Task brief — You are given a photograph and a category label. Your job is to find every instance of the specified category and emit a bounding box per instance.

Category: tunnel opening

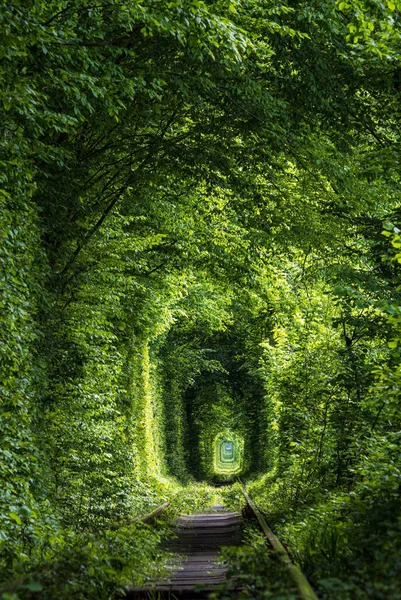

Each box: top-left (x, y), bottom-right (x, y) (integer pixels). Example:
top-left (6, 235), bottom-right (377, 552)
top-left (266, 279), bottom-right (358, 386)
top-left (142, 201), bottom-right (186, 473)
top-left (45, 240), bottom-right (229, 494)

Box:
top-left (157, 332), bottom-right (271, 483)
top-left (221, 441), bottom-right (234, 461)
top-left (213, 430), bottom-right (243, 481)
top-left (153, 300), bottom-right (275, 485)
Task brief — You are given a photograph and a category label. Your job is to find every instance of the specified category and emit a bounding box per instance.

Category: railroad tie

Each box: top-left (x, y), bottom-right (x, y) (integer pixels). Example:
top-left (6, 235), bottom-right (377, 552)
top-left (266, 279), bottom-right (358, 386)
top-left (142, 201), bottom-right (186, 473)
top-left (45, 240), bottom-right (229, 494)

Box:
top-left (129, 506), bottom-right (242, 594)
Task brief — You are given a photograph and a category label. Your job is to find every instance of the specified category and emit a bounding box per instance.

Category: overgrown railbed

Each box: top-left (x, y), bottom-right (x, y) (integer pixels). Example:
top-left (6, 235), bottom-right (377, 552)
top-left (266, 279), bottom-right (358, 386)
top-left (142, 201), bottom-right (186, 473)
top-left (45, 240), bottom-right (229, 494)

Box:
top-left (0, 483), bottom-right (240, 600)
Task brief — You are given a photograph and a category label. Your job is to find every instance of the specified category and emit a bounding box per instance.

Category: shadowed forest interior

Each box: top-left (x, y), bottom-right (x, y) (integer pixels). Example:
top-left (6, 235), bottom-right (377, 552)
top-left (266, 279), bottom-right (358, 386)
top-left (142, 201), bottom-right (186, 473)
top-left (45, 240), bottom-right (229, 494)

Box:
top-left (1, 1), bottom-right (401, 599)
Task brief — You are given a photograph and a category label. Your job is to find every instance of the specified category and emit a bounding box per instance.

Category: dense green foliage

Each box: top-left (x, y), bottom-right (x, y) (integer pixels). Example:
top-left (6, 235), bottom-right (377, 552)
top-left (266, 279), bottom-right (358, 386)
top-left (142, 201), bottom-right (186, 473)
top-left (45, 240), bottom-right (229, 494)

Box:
top-left (1, 0), bottom-right (401, 598)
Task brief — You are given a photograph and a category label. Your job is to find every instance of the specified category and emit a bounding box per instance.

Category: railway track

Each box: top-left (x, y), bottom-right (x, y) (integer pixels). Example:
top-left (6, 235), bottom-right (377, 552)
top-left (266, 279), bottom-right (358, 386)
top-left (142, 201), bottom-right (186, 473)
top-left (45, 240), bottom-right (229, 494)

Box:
top-left (127, 505), bottom-right (241, 596)
top-left (127, 486), bottom-right (318, 600)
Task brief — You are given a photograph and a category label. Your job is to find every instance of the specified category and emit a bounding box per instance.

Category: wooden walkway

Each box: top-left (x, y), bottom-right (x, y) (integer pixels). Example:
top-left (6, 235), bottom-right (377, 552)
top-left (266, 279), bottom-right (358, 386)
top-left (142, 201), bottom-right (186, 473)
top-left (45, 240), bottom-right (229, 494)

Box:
top-left (128, 506), bottom-right (242, 594)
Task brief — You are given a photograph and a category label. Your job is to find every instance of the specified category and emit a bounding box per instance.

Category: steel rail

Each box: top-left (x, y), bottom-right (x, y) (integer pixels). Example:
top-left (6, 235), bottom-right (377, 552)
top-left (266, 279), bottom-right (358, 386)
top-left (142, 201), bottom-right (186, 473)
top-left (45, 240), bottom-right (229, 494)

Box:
top-left (241, 484), bottom-right (319, 600)
top-left (134, 501), bottom-right (171, 524)
top-left (110, 501), bottom-right (170, 529)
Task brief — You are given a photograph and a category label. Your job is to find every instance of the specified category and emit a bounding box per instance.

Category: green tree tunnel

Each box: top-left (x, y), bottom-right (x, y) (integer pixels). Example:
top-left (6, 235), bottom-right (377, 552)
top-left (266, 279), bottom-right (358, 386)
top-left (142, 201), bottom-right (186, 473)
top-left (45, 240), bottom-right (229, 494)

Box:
top-left (2, 1), bottom-right (401, 599)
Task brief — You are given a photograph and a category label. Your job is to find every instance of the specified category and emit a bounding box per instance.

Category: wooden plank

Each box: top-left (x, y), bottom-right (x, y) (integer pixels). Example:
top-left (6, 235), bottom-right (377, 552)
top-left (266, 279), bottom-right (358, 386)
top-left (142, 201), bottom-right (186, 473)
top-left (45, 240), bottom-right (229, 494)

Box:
top-left (166, 576), bottom-right (227, 580)
top-left (178, 520), bottom-right (241, 526)
top-left (179, 512), bottom-right (241, 517)
top-left (175, 527), bottom-right (241, 533)
top-left (138, 584), bottom-right (224, 591)
top-left (241, 485), bottom-right (319, 600)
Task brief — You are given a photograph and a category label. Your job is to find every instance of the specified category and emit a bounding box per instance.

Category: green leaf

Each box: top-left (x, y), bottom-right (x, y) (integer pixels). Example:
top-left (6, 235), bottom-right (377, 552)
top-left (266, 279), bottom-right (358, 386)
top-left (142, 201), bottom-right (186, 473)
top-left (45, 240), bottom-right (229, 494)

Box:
top-left (9, 512), bottom-right (22, 525)
top-left (24, 582), bottom-right (43, 592)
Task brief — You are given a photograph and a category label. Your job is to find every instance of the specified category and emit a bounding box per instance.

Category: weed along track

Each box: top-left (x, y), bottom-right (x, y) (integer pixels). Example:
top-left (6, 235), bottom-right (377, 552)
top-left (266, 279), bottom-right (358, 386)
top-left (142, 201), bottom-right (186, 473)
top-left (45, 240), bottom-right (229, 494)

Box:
top-left (242, 486), bottom-right (318, 600)
top-left (127, 487), bottom-right (318, 600)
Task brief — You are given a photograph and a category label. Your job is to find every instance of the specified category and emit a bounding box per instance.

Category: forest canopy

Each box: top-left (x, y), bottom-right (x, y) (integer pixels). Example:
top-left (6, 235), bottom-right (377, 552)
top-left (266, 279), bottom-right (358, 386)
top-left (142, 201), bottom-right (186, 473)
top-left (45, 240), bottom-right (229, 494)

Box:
top-left (1, 0), bottom-right (401, 599)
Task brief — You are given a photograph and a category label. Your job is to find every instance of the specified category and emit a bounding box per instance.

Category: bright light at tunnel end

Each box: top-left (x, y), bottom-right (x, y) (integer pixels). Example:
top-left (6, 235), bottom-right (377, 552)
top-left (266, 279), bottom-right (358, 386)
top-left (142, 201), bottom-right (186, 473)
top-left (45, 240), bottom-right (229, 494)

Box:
top-left (213, 430), bottom-right (244, 479)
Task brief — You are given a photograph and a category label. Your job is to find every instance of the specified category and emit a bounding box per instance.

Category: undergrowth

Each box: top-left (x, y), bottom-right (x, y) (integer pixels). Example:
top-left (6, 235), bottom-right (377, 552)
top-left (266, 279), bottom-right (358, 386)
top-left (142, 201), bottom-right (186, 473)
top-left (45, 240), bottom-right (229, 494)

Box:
top-left (214, 523), bottom-right (299, 600)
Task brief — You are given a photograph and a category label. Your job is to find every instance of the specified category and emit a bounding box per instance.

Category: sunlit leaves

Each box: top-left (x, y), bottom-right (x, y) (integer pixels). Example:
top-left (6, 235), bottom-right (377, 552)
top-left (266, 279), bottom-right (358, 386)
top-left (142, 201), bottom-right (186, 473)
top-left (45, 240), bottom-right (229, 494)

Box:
top-left (336, 0), bottom-right (401, 59)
